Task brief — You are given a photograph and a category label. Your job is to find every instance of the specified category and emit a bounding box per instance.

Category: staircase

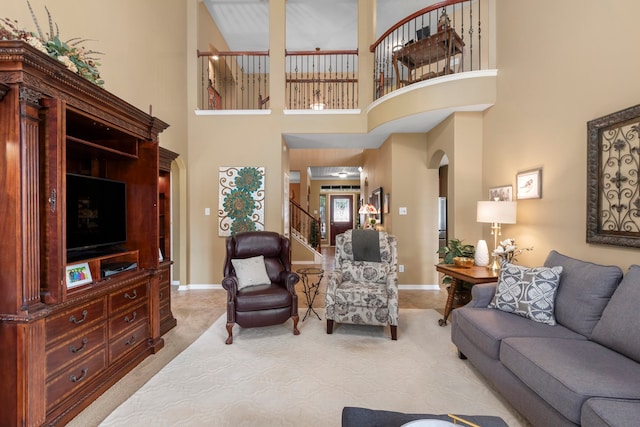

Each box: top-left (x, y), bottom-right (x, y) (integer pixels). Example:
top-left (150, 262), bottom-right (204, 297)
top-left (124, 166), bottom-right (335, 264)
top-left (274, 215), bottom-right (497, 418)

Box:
top-left (290, 200), bottom-right (323, 263)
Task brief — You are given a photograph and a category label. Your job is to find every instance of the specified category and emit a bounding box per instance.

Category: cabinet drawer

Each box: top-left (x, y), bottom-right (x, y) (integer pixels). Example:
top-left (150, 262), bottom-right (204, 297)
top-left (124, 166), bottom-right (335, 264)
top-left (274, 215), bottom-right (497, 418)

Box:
top-left (46, 348), bottom-right (106, 410)
top-left (159, 281), bottom-right (170, 304)
top-left (109, 280), bottom-right (148, 312)
top-left (159, 300), bottom-right (171, 322)
top-left (109, 302), bottom-right (148, 338)
top-left (109, 322), bottom-right (149, 362)
top-left (46, 324), bottom-right (107, 378)
top-left (46, 299), bottom-right (106, 346)
top-left (158, 267), bottom-right (171, 286)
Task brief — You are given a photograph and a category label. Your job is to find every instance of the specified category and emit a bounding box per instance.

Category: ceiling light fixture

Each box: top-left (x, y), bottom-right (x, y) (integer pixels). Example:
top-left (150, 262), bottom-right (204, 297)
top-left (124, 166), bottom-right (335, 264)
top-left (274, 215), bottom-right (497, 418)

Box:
top-left (310, 89), bottom-right (326, 110)
top-left (338, 172), bottom-right (348, 178)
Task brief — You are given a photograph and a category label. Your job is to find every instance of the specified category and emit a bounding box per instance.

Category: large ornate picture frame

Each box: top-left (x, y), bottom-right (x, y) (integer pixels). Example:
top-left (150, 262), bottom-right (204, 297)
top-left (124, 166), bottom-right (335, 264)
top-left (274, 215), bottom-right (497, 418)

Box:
top-left (587, 104), bottom-right (640, 247)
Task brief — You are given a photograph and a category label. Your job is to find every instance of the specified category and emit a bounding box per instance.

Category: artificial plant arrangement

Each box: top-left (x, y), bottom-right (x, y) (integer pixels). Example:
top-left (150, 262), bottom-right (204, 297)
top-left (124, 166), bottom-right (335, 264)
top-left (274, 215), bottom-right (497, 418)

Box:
top-left (0, 1), bottom-right (104, 86)
top-left (437, 238), bottom-right (476, 289)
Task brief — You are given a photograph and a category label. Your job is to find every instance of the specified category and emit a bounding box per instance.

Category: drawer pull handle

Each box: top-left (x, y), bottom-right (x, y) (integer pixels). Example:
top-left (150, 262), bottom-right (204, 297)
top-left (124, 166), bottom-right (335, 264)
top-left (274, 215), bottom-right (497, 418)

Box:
top-left (124, 312), bottom-right (138, 323)
top-left (69, 338), bottom-right (88, 354)
top-left (160, 291), bottom-right (164, 299)
top-left (69, 310), bottom-right (88, 325)
top-left (70, 368), bottom-right (88, 383)
top-left (125, 334), bottom-right (137, 346)
top-left (124, 289), bottom-right (137, 300)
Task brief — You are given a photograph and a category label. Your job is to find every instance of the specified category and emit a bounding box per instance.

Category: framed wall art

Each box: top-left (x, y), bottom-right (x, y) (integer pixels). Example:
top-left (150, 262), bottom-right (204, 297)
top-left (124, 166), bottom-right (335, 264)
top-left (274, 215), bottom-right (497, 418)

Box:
top-left (371, 187), bottom-right (383, 224)
top-left (66, 262), bottom-right (93, 288)
top-left (489, 185), bottom-right (513, 201)
top-left (218, 166), bottom-right (265, 236)
top-left (587, 104), bottom-right (640, 247)
top-left (516, 168), bottom-right (542, 200)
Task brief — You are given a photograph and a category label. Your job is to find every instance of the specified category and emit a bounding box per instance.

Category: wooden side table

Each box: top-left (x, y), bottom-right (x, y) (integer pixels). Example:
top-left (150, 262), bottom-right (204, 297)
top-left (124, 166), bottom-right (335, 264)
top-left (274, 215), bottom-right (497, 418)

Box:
top-left (435, 264), bottom-right (499, 326)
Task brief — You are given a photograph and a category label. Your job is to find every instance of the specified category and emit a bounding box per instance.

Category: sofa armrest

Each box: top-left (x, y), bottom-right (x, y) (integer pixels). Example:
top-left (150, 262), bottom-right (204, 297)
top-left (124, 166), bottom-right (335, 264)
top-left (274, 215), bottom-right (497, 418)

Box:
top-left (468, 282), bottom-right (498, 307)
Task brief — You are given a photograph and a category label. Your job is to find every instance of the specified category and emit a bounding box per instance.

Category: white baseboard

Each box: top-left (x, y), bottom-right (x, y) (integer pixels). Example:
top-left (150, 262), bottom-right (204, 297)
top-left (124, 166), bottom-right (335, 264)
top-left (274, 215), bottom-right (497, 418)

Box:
top-left (177, 284), bottom-right (223, 291)
top-left (399, 284), bottom-right (441, 291)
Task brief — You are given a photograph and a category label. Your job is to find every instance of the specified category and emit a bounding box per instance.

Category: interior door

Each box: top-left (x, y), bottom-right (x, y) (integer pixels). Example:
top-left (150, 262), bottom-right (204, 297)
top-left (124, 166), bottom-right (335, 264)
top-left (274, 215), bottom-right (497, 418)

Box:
top-left (329, 195), bottom-right (353, 245)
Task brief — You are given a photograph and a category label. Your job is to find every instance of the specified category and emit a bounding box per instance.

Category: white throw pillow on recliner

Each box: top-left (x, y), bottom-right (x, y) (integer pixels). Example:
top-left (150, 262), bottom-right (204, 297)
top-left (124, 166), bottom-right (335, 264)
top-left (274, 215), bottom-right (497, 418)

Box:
top-left (231, 255), bottom-right (271, 290)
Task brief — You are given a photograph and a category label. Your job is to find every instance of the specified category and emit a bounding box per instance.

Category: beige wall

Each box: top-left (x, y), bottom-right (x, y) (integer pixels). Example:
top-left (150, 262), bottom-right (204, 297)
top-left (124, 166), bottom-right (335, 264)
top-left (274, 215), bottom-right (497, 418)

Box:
top-left (6, 0), bottom-right (189, 283)
top-left (483, 0), bottom-right (640, 270)
top-left (13, 0), bottom-right (640, 286)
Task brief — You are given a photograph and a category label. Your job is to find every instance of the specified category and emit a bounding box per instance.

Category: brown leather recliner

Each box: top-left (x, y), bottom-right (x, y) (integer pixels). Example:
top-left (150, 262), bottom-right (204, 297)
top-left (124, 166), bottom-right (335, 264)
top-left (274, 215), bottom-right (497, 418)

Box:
top-left (222, 231), bottom-right (300, 344)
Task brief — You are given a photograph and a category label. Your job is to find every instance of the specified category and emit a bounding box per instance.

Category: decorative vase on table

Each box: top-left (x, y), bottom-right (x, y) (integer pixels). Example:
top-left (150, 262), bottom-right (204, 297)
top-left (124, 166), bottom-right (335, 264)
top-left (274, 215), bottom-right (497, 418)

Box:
top-left (474, 239), bottom-right (490, 267)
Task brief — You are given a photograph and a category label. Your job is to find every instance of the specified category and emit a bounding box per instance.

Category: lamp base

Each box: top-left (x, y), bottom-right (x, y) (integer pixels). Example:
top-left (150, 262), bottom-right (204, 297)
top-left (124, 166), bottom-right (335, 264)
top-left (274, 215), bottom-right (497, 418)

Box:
top-left (488, 257), bottom-right (501, 272)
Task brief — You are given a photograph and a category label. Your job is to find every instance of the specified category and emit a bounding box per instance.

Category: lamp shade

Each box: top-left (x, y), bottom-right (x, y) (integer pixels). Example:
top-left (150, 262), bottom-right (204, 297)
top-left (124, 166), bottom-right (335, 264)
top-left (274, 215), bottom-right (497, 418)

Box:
top-left (476, 201), bottom-right (517, 224)
top-left (358, 204), bottom-right (378, 215)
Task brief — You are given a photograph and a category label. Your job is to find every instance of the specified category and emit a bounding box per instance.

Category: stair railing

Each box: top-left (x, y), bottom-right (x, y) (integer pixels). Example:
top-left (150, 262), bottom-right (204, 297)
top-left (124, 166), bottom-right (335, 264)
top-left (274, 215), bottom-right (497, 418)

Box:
top-left (290, 199), bottom-right (322, 253)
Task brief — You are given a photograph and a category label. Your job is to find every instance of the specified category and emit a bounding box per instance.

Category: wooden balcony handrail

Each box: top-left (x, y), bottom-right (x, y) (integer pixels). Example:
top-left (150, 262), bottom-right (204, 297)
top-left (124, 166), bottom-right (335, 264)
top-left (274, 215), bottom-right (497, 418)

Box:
top-left (198, 49), bottom-right (269, 57)
top-left (369, 0), bottom-right (467, 52)
top-left (286, 49), bottom-right (358, 56)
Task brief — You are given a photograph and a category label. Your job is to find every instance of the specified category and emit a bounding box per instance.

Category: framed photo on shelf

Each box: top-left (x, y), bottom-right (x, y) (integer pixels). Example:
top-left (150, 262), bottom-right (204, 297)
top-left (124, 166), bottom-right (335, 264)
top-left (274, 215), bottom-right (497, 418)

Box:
top-left (516, 168), bottom-right (542, 199)
top-left (66, 262), bottom-right (93, 288)
top-left (489, 185), bottom-right (513, 201)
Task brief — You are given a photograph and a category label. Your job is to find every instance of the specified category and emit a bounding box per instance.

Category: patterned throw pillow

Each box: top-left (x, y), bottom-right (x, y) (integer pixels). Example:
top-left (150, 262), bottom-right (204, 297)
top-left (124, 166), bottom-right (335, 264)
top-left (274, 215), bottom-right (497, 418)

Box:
top-left (342, 260), bottom-right (389, 283)
top-left (488, 263), bottom-right (563, 325)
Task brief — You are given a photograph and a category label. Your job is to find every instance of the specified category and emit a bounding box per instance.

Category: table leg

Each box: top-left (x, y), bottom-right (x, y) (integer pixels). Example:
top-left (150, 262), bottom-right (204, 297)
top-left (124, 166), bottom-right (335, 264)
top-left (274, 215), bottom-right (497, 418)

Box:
top-left (439, 277), bottom-right (459, 326)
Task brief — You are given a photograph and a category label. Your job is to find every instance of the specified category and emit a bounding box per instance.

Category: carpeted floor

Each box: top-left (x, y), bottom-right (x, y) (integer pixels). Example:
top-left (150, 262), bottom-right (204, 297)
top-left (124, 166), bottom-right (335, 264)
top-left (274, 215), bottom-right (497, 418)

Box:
top-left (97, 309), bottom-right (529, 427)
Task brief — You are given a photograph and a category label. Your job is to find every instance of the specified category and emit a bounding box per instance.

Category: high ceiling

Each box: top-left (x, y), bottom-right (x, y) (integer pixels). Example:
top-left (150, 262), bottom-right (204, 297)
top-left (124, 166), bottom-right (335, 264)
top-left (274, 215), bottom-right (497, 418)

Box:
top-left (201, 0), bottom-right (458, 179)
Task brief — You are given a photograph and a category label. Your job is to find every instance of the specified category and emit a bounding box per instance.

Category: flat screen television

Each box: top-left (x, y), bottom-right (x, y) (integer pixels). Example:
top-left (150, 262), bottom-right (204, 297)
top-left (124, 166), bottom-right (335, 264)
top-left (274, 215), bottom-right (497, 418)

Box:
top-left (66, 173), bottom-right (127, 257)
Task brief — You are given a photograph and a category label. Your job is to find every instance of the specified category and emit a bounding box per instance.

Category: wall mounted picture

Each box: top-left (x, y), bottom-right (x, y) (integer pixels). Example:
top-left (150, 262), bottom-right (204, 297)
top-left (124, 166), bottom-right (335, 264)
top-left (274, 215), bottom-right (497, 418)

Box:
top-left (218, 166), bottom-right (265, 236)
top-left (587, 104), bottom-right (640, 247)
top-left (66, 262), bottom-right (92, 288)
top-left (516, 168), bottom-right (542, 199)
top-left (489, 185), bottom-right (513, 201)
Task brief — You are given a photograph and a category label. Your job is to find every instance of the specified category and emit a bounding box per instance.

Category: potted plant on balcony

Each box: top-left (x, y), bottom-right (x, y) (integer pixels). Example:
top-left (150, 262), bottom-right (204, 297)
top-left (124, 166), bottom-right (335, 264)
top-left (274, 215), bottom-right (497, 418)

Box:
top-left (437, 238), bottom-right (476, 306)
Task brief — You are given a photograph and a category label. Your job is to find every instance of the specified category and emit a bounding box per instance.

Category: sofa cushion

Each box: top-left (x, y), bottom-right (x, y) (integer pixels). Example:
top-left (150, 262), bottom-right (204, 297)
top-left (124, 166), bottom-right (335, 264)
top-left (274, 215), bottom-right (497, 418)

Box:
top-left (581, 398), bottom-right (640, 427)
top-left (500, 337), bottom-right (640, 424)
top-left (590, 264), bottom-right (640, 363)
top-left (489, 263), bottom-right (562, 325)
top-left (451, 307), bottom-right (585, 360)
top-left (544, 250), bottom-right (622, 336)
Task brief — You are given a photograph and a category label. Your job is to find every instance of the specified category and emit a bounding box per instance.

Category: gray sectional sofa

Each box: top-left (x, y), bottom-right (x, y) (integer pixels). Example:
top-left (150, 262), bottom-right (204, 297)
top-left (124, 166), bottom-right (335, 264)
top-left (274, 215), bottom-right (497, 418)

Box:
top-left (451, 250), bottom-right (640, 426)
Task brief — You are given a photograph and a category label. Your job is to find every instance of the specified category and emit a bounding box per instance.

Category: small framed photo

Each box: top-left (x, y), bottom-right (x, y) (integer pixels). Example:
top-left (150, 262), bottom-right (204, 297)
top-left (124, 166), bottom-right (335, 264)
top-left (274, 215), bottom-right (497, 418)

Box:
top-left (516, 168), bottom-right (542, 199)
top-left (66, 262), bottom-right (93, 288)
top-left (489, 185), bottom-right (513, 201)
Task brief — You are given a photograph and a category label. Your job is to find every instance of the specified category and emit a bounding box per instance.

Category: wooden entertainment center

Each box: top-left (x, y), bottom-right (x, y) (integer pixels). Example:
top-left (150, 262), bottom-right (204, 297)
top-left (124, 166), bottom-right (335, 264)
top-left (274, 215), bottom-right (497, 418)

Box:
top-left (0, 40), bottom-right (177, 426)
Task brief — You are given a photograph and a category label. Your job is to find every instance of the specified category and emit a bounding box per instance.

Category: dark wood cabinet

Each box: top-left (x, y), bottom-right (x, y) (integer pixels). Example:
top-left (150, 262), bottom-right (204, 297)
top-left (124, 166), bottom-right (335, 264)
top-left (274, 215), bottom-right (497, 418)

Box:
top-left (158, 147), bottom-right (179, 335)
top-left (0, 40), bottom-right (170, 426)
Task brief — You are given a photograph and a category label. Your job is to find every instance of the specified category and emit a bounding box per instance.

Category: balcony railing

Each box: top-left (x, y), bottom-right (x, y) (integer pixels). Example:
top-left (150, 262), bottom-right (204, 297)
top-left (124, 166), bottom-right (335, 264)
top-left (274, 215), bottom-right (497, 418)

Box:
top-left (198, 49), bottom-right (270, 110)
top-left (198, 49), bottom-right (358, 111)
top-left (370, 0), bottom-right (486, 99)
top-left (285, 49), bottom-right (358, 110)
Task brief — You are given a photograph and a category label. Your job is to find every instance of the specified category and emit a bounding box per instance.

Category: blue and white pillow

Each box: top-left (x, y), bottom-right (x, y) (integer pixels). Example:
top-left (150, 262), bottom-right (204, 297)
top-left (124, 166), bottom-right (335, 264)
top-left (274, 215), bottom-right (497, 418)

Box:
top-left (489, 263), bottom-right (563, 325)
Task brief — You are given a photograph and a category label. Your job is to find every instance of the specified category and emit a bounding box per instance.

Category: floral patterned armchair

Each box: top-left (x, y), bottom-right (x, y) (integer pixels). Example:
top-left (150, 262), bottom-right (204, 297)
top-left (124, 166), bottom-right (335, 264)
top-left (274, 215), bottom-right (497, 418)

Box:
top-left (325, 229), bottom-right (398, 340)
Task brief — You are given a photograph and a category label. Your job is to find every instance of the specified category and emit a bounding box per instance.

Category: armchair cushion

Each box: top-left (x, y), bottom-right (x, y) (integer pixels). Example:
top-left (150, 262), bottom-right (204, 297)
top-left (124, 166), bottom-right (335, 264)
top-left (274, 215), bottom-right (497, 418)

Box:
top-left (342, 260), bottom-right (389, 283)
top-left (231, 255), bottom-right (271, 290)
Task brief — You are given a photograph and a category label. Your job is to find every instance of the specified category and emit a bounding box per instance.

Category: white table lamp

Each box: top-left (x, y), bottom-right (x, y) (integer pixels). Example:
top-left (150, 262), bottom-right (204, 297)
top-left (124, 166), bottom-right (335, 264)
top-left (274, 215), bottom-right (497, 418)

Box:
top-left (477, 200), bottom-right (517, 271)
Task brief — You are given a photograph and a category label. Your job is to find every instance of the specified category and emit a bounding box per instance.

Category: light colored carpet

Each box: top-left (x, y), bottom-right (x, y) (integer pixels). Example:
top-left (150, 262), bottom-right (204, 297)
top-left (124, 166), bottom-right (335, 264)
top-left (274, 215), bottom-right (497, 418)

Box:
top-left (100, 310), bottom-right (528, 426)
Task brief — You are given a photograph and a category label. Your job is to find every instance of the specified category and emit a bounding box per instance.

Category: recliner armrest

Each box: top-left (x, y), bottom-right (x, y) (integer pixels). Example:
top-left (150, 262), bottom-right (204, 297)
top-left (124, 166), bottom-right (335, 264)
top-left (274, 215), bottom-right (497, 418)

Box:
top-left (468, 282), bottom-right (498, 307)
top-left (280, 270), bottom-right (300, 292)
top-left (222, 276), bottom-right (238, 293)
